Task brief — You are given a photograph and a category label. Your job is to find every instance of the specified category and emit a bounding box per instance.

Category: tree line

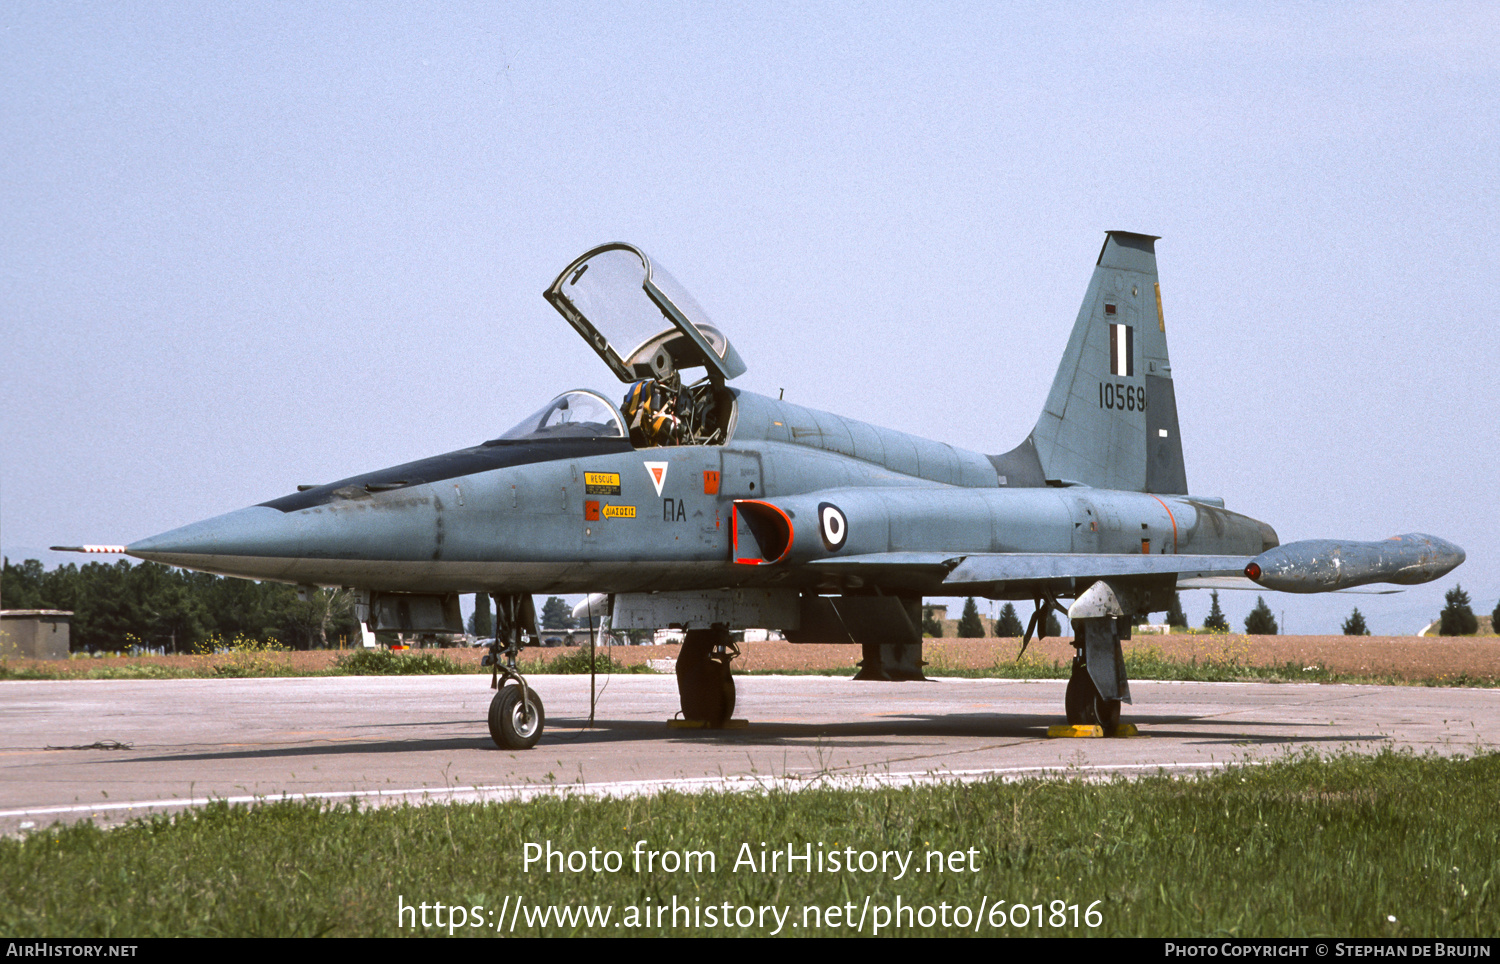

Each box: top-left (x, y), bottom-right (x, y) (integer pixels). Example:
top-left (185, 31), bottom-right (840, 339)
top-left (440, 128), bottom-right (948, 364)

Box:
top-left (927, 586), bottom-right (1498, 638)
top-left (2, 558), bottom-right (360, 652)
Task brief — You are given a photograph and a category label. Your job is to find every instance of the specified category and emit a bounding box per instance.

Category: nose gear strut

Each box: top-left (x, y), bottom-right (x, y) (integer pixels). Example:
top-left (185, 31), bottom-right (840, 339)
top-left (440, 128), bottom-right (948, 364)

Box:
top-left (484, 592), bottom-right (546, 749)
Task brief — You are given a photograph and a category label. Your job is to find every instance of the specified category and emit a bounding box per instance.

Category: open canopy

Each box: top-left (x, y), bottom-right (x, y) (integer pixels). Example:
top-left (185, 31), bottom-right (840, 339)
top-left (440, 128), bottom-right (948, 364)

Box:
top-left (544, 242), bottom-right (746, 384)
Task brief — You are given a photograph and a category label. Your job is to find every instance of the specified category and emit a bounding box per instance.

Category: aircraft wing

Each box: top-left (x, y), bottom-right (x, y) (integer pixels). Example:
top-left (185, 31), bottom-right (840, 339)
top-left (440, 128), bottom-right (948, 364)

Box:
top-left (807, 550), bottom-right (1420, 595)
top-left (806, 552), bottom-right (1251, 590)
top-left (941, 553), bottom-right (1252, 585)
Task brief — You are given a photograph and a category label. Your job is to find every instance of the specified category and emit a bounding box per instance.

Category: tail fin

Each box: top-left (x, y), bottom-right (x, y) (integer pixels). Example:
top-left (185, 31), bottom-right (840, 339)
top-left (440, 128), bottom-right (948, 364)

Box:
top-left (992, 231), bottom-right (1187, 494)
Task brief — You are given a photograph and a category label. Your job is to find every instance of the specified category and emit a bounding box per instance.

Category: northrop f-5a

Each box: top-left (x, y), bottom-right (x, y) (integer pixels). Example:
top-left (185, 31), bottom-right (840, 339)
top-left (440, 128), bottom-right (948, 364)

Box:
top-left (94, 233), bottom-right (1465, 748)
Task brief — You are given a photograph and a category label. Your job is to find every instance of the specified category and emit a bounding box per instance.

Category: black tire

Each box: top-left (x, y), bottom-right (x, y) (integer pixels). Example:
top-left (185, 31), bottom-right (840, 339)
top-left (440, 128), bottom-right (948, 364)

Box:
top-left (489, 685), bottom-right (544, 749)
top-left (1065, 660), bottom-right (1122, 731)
top-left (1065, 659), bottom-right (1092, 725)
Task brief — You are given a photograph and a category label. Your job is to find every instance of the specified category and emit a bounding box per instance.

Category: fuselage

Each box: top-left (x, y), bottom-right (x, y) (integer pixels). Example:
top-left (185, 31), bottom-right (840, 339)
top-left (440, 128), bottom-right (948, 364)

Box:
top-left (127, 388), bottom-right (1277, 598)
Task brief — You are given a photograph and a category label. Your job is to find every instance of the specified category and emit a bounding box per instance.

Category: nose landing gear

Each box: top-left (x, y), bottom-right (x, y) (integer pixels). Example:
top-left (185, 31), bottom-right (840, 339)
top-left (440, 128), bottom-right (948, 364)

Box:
top-left (489, 678), bottom-right (545, 750)
top-left (484, 592), bottom-right (547, 750)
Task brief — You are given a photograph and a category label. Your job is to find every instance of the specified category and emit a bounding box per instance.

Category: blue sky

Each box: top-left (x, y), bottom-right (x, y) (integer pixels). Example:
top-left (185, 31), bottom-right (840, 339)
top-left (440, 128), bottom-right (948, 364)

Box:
top-left (4, 2), bottom-right (1496, 634)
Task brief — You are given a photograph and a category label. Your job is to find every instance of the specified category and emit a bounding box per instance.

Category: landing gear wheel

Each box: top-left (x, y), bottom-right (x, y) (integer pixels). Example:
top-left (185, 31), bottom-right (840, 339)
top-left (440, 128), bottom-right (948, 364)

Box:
top-left (1065, 659), bottom-right (1121, 731)
top-left (677, 628), bottom-right (736, 726)
top-left (489, 685), bottom-right (545, 749)
top-left (1065, 660), bottom-right (1093, 725)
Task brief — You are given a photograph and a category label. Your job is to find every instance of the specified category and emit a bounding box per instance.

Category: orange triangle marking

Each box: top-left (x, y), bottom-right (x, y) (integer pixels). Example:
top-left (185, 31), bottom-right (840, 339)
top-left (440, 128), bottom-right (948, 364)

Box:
top-left (643, 461), bottom-right (669, 497)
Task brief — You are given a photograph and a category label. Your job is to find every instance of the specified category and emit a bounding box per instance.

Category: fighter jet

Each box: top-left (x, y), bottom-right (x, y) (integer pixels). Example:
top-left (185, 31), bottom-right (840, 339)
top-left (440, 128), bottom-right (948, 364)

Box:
top-left (98, 233), bottom-right (1465, 748)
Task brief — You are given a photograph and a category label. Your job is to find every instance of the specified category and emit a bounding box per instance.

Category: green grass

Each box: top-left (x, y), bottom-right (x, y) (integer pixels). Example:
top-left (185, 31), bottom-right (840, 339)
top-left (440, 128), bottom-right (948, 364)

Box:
top-left (521, 648), bottom-right (654, 675)
top-left (2, 750), bottom-right (1496, 937)
top-left (5, 643), bottom-right (1495, 688)
top-left (745, 646), bottom-right (1500, 688)
top-left (0, 646), bottom-right (657, 681)
top-left (331, 649), bottom-right (470, 676)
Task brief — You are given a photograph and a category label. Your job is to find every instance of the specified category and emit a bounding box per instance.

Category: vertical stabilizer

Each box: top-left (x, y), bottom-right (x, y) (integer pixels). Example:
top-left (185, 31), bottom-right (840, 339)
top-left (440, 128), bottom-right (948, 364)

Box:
top-left (1024, 231), bottom-right (1187, 494)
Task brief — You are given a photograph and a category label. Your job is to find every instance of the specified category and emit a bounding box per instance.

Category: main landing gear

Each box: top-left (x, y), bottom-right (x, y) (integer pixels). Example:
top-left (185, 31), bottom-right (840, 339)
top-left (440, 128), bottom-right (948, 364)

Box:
top-left (1065, 655), bottom-right (1120, 729)
top-left (485, 592), bottom-right (546, 750)
top-left (675, 623), bottom-right (738, 726)
top-left (1062, 615), bottom-right (1132, 733)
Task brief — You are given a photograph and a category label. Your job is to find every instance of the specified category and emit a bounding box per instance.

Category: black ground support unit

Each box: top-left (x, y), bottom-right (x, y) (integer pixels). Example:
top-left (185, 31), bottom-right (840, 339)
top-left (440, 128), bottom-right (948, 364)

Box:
top-left (676, 624), bottom-right (737, 725)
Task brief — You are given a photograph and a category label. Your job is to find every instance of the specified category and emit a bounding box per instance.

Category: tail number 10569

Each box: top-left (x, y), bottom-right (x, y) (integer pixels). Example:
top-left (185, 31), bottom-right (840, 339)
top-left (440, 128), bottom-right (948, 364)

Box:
top-left (1099, 382), bottom-right (1146, 412)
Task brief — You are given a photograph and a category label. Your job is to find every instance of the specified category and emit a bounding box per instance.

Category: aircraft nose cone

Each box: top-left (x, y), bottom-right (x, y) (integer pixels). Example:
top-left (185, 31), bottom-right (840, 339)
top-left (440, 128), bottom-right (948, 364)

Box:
top-left (126, 495), bottom-right (438, 585)
top-left (128, 506), bottom-right (293, 561)
top-left (126, 506), bottom-right (317, 582)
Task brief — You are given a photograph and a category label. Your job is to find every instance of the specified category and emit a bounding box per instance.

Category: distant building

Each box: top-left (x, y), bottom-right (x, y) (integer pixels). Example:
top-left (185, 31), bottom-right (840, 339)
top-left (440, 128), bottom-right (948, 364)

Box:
top-left (0, 610), bottom-right (72, 660)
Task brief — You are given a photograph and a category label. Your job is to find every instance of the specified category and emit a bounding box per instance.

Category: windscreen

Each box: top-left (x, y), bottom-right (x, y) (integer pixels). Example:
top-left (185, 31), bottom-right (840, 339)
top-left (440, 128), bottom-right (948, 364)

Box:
top-left (494, 391), bottom-right (626, 441)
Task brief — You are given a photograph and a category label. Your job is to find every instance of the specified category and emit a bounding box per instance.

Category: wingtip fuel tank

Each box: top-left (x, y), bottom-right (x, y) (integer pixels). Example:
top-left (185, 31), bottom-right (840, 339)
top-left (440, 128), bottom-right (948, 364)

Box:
top-left (1245, 533), bottom-right (1465, 593)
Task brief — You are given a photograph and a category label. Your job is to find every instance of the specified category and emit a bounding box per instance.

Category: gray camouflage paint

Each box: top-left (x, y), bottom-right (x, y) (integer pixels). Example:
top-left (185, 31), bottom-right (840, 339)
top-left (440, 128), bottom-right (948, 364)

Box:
top-left (125, 234), bottom-right (1461, 606)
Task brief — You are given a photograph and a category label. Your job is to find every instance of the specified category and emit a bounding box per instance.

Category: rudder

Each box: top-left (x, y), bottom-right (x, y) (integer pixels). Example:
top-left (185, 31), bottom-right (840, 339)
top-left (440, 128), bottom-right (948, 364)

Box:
top-left (993, 231), bottom-right (1187, 494)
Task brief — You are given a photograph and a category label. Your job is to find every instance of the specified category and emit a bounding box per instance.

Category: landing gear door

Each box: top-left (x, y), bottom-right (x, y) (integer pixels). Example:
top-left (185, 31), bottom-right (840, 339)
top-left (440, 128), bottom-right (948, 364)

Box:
top-left (545, 243), bottom-right (747, 385)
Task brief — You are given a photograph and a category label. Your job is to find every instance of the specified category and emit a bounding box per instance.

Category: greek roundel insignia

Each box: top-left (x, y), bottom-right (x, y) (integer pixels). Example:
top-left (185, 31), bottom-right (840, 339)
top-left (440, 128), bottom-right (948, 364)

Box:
top-left (818, 503), bottom-right (847, 551)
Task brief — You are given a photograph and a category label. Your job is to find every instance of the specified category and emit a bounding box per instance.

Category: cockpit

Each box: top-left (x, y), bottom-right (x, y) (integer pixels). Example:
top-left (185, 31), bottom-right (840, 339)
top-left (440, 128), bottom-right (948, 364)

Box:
top-left (491, 380), bottom-right (728, 450)
top-left (543, 243), bottom-right (741, 448)
top-left (618, 374), bottom-right (729, 447)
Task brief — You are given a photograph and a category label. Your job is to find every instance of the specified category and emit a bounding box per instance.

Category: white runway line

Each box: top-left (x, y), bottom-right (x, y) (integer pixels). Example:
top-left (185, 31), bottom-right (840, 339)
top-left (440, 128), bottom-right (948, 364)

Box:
top-left (2, 760), bottom-right (1234, 826)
